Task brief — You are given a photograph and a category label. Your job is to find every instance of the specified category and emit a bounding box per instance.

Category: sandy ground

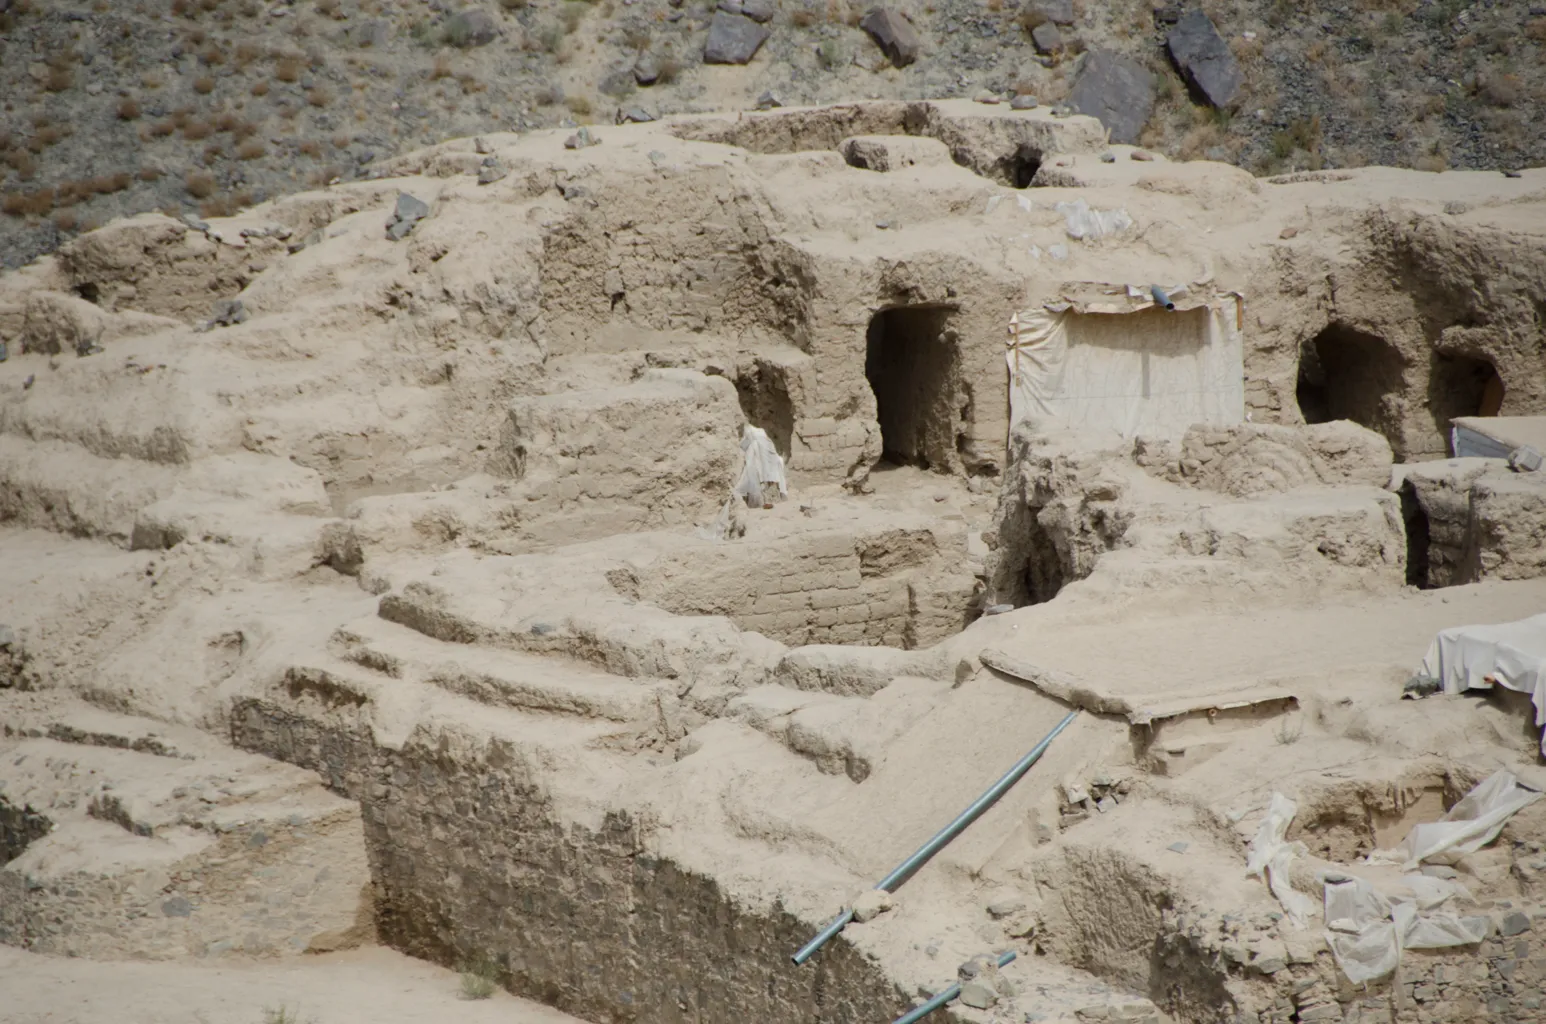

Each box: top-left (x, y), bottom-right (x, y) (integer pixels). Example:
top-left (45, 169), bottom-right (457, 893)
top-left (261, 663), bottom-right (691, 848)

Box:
top-left (0, 946), bottom-right (585, 1024)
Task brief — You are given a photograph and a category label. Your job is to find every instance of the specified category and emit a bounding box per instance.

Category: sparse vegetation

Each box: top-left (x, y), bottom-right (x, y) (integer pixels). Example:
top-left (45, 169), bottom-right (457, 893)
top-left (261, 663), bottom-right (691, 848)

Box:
top-left (185, 170), bottom-right (216, 198)
top-left (276, 56), bottom-right (302, 83)
top-left (261, 1008), bottom-right (316, 1024)
top-left (236, 139), bottom-right (268, 160)
top-left (459, 958), bottom-right (499, 1001)
top-left (566, 94), bottom-right (593, 118)
top-left (194, 75), bottom-right (217, 95)
top-left (1274, 715), bottom-right (1304, 745)
top-left (307, 87), bottom-right (332, 108)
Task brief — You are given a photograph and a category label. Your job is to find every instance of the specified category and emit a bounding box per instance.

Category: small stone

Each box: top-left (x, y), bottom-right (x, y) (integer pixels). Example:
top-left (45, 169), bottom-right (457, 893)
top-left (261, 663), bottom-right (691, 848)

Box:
top-left (1253, 957), bottom-right (1286, 975)
top-left (1509, 445), bottom-right (1543, 472)
top-left (617, 107), bottom-right (657, 124)
top-left (162, 896), bottom-right (193, 917)
top-left (983, 603), bottom-right (1014, 615)
top-left (1279, 226), bottom-right (1299, 239)
top-left (1100, 152), bottom-right (1116, 163)
top-left (987, 897), bottom-right (1026, 919)
top-left (1130, 149), bottom-right (1156, 161)
top-left (0, 625), bottom-right (13, 647)
top-left (633, 55), bottom-right (660, 85)
top-left (1503, 169), bottom-right (1522, 178)
top-left (564, 127), bottom-right (601, 149)
top-left (739, 0), bottom-right (776, 22)
top-left (1009, 94), bottom-right (1038, 110)
top-left (1113, 1000), bottom-right (1158, 1021)
top-left (851, 889), bottom-right (895, 923)
top-left (1420, 863), bottom-right (1459, 879)
top-left (1031, 22), bottom-right (1062, 55)
top-left (1095, 796), bottom-right (1116, 813)
top-left (704, 10), bottom-right (771, 64)
top-left (478, 163), bottom-right (508, 185)
top-left (1500, 911), bottom-right (1532, 936)
top-left (974, 89), bottom-right (1001, 104)
top-left (859, 7), bottom-right (921, 67)
top-left (959, 979), bottom-right (999, 1010)
top-left (1031, 0), bottom-right (1074, 24)
top-left (474, 137), bottom-right (493, 155)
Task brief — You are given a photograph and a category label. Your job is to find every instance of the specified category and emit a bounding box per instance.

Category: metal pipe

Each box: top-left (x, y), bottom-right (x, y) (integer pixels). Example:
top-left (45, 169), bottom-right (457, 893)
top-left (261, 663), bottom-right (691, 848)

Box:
top-left (791, 710), bottom-right (1079, 964)
top-left (1150, 285), bottom-right (1175, 310)
top-left (890, 950), bottom-right (1018, 1024)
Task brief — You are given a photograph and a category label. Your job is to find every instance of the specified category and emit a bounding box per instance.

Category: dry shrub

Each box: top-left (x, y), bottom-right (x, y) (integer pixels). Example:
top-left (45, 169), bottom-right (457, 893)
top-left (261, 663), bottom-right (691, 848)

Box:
top-left (203, 143), bottom-right (224, 165)
top-left (32, 126), bottom-right (61, 149)
top-left (194, 75), bottom-right (216, 94)
top-left (1, 187), bottom-right (55, 216)
top-left (236, 138), bottom-right (267, 160)
top-left (1527, 18), bottom-right (1546, 43)
top-left (1018, 7), bottom-right (1046, 32)
top-left (46, 66), bottom-right (74, 92)
top-left (171, 108), bottom-right (192, 128)
top-left (251, 80), bottom-right (271, 96)
top-left (118, 97), bottom-right (142, 120)
top-left (621, 25), bottom-right (651, 50)
top-left (500, 0), bottom-right (528, 8)
top-left (1479, 73), bottom-right (1520, 108)
top-left (231, 120), bottom-right (258, 140)
top-left (432, 55), bottom-right (454, 79)
top-left (236, 42), bottom-right (262, 67)
top-left (560, 2), bottom-right (585, 32)
top-left (142, 71), bottom-right (164, 89)
top-left (655, 55), bottom-right (682, 84)
top-left (566, 94), bottom-right (592, 117)
top-left (189, 27), bottom-right (208, 45)
top-left (276, 56), bottom-right (302, 82)
top-left (791, 8), bottom-right (816, 26)
top-left (138, 166), bottom-right (162, 181)
top-left (184, 120), bottom-right (212, 140)
top-left (1414, 153), bottom-right (1446, 173)
top-left (307, 87), bottom-right (331, 107)
top-left (298, 139), bottom-right (321, 157)
top-left (186, 171), bottom-right (216, 198)
top-left (215, 111), bottom-right (240, 132)
top-left (201, 45), bottom-right (225, 65)
top-left (54, 209), bottom-right (78, 232)
top-left (1, 193), bottom-right (28, 217)
top-left (150, 119), bottom-right (176, 137)
top-left (458, 74), bottom-right (486, 94)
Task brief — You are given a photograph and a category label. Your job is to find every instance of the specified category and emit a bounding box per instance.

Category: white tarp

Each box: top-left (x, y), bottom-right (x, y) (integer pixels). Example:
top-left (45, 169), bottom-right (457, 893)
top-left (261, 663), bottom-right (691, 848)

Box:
top-left (1369, 771), bottom-right (1542, 870)
top-left (1417, 613), bottom-right (1546, 754)
top-left (1323, 874), bottom-right (1490, 985)
top-left (1006, 293), bottom-right (1245, 439)
top-left (733, 424), bottom-right (788, 509)
top-left (1244, 792), bottom-right (1315, 928)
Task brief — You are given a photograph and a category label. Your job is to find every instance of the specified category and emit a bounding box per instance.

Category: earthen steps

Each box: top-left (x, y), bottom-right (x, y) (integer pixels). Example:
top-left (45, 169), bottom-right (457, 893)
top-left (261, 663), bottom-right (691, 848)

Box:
top-left (329, 615), bottom-right (677, 725)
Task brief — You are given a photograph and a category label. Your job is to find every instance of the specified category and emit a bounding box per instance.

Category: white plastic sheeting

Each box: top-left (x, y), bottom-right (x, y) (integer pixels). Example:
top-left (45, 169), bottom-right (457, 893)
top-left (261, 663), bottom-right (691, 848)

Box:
top-left (1418, 613), bottom-right (1546, 755)
top-left (733, 424), bottom-right (788, 509)
top-left (1370, 771), bottom-right (1542, 870)
top-left (1054, 198), bottom-right (1134, 241)
top-left (1244, 792), bottom-right (1315, 928)
top-left (1005, 294), bottom-right (1245, 439)
top-left (1323, 874), bottom-right (1489, 985)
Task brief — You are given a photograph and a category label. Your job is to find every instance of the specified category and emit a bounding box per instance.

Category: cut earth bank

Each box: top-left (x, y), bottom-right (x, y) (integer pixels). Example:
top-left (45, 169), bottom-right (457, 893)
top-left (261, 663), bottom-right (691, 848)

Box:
top-left (3, 100), bottom-right (1546, 1024)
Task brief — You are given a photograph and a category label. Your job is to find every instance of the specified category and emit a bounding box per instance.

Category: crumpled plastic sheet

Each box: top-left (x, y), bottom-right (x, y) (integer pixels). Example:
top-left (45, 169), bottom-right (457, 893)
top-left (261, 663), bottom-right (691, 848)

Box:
top-left (1244, 792), bottom-right (1316, 929)
top-left (1369, 770), bottom-right (1541, 871)
top-left (1323, 874), bottom-right (1489, 985)
top-left (1054, 198), bottom-right (1133, 241)
top-left (734, 424), bottom-right (787, 509)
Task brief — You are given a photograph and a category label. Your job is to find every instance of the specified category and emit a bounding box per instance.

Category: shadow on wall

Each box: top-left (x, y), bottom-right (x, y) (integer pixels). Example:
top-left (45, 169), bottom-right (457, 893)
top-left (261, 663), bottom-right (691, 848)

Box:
top-left (733, 358), bottom-right (796, 458)
top-left (865, 305), bottom-right (967, 472)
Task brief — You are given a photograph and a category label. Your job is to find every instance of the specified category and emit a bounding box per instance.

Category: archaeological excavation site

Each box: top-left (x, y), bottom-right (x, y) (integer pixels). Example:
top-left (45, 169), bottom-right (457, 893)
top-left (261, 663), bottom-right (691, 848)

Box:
top-left (4, 100), bottom-right (1546, 1024)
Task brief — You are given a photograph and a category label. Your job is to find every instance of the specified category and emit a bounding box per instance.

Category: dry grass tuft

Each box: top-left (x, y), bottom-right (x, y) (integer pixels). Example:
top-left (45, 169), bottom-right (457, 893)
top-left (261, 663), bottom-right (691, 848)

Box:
top-left (194, 75), bottom-right (216, 95)
top-left (276, 56), bottom-right (302, 83)
top-left (236, 138), bottom-right (267, 160)
top-left (118, 97), bottom-right (142, 120)
top-left (186, 170), bottom-right (216, 198)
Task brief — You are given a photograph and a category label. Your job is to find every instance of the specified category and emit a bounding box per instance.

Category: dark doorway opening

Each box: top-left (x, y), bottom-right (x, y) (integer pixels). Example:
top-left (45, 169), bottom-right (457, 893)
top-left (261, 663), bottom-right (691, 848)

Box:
top-left (1399, 483), bottom-right (1431, 589)
top-left (865, 306), bottom-right (964, 471)
top-left (1010, 143), bottom-right (1043, 188)
top-left (1429, 353), bottom-right (1504, 437)
top-left (1295, 324), bottom-right (1406, 445)
top-left (733, 359), bottom-right (795, 459)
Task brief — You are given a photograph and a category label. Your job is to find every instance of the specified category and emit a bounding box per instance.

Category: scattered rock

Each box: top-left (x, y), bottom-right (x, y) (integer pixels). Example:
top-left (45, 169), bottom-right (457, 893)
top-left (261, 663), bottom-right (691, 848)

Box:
top-left (1166, 10), bottom-right (1243, 109)
top-left (959, 979), bottom-right (999, 1010)
top-left (161, 896), bottom-right (193, 917)
top-left (974, 90), bottom-right (1001, 104)
top-left (385, 191), bottom-right (430, 240)
top-left (633, 55), bottom-right (660, 85)
top-left (199, 299), bottom-right (249, 331)
top-left (704, 10), bottom-right (771, 64)
top-left (852, 888), bottom-right (895, 922)
top-left (1511, 445), bottom-right (1543, 473)
top-left (983, 603), bottom-right (1014, 615)
top-left (564, 127), bottom-right (601, 149)
top-left (739, 0), bottom-right (777, 22)
top-left (1501, 910), bottom-right (1532, 936)
top-left (1167, 841), bottom-right (1188, 853)
top-left (1031, 22), bottom-right (1063, 55)
top-left (987, 897), bottom-right (1026, 919)
top-left (755, 90), bottom-right (783, 110)
top-left (1031, 0), bottom-right (1074, 24)
top-left (1009, 94), bottom-right (1038, 110)
top-left (0, 625), bottom-right (13, 647)
top-left (1253, 956), bottom-right (1287, 975)
top-left (1279, 226), bottom-right (1299, 239)
top-left (1419, 863), bottom-right (1459, 879)
top-left (1100, 152), bottom-right (1116, 163)
top-left (1130, 149), bottom-right (1155, 161)
top-left (0, 340), bottom-right (7, 363)
top-left (478, 161), bottom-right (508, 185)
top-left (616, 107), bottom-right (656, 124)
top-left (859, 7), bottom-right (921, 68)
top-left (1067, 49), bottom-right (1156, 145)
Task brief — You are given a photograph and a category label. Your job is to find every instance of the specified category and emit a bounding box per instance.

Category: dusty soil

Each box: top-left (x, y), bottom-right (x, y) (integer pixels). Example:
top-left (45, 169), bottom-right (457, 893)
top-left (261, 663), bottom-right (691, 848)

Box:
top-left (0, 945), bottom-right (587, 1024)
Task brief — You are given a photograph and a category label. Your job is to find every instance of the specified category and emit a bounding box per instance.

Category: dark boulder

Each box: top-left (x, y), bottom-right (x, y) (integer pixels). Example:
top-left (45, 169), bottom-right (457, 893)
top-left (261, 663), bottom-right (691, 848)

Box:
top-left (1067, 49), bottom-right (1156, 145)
top-left (1166, 10), bottom-right (1243, 108)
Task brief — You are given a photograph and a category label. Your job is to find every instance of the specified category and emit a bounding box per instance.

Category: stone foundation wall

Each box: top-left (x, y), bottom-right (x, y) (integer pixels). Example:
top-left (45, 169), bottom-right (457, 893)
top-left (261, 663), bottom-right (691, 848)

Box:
top-left (231, 699), bottom-right (921, 1024)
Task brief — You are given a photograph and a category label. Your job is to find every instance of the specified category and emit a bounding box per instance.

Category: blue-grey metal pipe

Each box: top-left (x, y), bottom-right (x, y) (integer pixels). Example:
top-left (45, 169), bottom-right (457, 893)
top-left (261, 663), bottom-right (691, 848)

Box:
top-left (1150, 285), bottom-right (1175, 310)
top-left (790, 710), bottom-right (1079, 964)
top-left (891, 950), bottom-right (1018, 1024)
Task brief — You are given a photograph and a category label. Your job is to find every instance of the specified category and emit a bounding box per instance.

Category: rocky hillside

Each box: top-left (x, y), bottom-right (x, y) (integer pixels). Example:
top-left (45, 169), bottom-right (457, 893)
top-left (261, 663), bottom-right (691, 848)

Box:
top-left (1, 0), bottom-right (1541, 270)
